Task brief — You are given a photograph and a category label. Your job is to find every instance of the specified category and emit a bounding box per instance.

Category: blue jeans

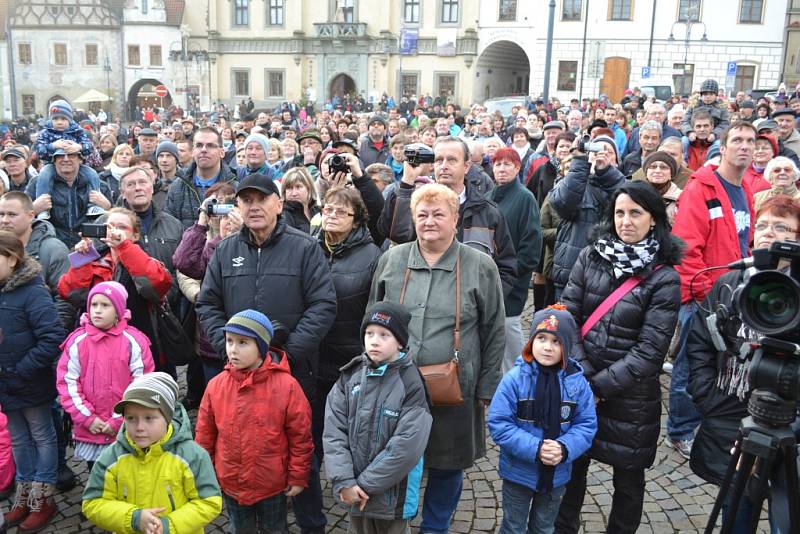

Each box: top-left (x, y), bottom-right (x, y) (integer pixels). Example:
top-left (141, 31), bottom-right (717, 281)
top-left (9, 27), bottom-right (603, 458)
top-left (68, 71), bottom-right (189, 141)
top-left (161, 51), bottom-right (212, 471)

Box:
top-left (667, 302), bottom-right (701, 441)
top-left (420, 468), bottom-right (463, 534)
top-left (292, 452), bottom-right (326, 532)
top-left (35, 163), bottom-right (101, 198)
top-left (223, 492), bottom-right (287, 533)
top-left (500, 480), bottom-right (566, 534)
top-left (5, 403), bottom-right (58, 484)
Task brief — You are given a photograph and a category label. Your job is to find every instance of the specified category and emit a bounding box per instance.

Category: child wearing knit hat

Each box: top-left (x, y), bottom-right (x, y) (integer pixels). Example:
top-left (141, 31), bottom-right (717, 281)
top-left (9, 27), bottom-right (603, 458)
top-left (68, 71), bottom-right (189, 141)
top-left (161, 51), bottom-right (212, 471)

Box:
top-left (56, 281), bottom-right (155, 466)
top-left (195, 309), bottom-right (313, 533)
top-left (32, 99), bottom-right (106, 221)
top-left (82, 371), bottom-right (223, 534)
top-left (323, 302), bottom-right (432, 533)
top-left (488, 305), bottom-right (597, 534)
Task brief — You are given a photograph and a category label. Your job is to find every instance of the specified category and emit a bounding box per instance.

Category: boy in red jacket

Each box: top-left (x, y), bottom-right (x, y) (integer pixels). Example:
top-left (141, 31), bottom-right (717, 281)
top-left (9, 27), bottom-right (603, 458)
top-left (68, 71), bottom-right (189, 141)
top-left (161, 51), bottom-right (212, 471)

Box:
top-left (195, 309), bottom-right (313, 533)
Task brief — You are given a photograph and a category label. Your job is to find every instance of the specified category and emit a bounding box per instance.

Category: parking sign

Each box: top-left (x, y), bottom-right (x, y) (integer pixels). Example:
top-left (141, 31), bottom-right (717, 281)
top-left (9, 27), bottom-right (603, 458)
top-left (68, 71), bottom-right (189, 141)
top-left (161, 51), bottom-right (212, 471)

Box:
top-left (641, 66), bottom-right (651, 79)
top-left (727, 62), bottom-right (737, 76)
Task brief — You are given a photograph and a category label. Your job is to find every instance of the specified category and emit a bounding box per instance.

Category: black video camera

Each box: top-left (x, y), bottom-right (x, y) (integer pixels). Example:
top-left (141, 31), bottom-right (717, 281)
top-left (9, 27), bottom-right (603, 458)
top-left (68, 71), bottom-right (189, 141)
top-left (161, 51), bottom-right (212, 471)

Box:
top-left (404, 143), bottom-right (435, 167)
top-left (205, 198), bottom-right (236, 216)
top-left (576, 134), bottom-right (605, 153)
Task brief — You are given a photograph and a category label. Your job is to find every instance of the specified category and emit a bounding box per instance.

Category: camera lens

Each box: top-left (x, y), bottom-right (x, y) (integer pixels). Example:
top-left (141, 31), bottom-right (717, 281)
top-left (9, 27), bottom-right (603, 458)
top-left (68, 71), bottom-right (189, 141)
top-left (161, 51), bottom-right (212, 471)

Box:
top-left (738, 271), bottom-right (800, 336)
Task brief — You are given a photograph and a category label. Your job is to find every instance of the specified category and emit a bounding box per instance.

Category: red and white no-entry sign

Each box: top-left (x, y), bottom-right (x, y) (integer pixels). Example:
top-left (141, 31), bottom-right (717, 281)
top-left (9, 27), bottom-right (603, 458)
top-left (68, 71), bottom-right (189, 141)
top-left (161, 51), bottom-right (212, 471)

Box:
top-left (155, 85), bottom-right (168, 98)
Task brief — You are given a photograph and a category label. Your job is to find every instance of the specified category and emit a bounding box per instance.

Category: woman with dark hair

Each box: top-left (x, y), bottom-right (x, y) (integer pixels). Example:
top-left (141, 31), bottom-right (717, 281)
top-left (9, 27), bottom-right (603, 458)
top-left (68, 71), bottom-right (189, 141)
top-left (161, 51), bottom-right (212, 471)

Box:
top-left (555, 181), bottom-right (684, 534)
top-left (318, 125), bottom-right (337, 149)
top-left (0, 231), bottom-right (64, 531)
top-left (311, 186), bottom-right (382, 484)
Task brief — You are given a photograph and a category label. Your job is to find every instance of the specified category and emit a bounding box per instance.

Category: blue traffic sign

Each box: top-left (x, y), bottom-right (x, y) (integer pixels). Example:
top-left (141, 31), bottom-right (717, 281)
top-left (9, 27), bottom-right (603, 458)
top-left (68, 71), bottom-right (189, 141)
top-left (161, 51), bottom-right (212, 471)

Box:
top-left (727, 61), bottom-right (737, 76)
top-left (641, 66), bottom-right (651, 79)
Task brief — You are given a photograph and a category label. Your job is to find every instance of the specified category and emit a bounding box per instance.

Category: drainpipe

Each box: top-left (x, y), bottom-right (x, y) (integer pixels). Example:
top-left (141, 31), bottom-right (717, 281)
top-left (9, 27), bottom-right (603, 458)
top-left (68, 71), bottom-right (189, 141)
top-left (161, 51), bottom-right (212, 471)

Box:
top-left (647, 0), bottom-right (657, 71)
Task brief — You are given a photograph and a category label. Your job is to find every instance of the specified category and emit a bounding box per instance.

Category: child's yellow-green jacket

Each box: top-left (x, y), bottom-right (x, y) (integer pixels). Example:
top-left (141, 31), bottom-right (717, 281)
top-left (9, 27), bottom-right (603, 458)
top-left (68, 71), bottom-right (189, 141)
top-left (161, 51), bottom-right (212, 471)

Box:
top-left (82, 404), bottom-right (222, 534)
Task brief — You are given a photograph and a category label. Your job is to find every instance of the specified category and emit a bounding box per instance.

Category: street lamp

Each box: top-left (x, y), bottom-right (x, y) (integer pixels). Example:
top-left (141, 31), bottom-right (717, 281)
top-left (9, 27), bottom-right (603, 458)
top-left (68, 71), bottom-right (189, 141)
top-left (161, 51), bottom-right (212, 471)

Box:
top-left (668, 19), bottom-right (708, 95)
top-left (103, 56), bottom-right (112, 115)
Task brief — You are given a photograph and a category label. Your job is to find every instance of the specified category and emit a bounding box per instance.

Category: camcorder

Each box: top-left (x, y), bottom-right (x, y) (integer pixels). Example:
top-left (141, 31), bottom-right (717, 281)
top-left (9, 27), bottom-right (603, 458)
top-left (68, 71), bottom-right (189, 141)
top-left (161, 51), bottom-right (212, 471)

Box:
top-left (328, 154), bottom-right (350, 174)
top-left (205, 198), bottom-right (236, 216)
top-left (404, 143), bottom-right (435, 167)
top-left (577, 134), bottom-right (605, 153)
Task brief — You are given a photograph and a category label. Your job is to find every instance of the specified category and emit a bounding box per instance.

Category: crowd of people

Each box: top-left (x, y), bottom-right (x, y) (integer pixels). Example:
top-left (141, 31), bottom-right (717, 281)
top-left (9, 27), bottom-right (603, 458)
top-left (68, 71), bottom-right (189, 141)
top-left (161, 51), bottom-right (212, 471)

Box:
top-left (0, 78), bottom-right (798, 534)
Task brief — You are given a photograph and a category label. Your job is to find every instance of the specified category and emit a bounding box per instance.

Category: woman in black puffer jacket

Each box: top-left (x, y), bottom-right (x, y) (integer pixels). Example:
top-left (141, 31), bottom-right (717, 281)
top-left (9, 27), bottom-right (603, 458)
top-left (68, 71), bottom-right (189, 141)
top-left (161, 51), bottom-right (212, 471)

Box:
top-left (312, 186), bottom-right (381, 454)
top-left (555, 181), bottom-right (683, 534)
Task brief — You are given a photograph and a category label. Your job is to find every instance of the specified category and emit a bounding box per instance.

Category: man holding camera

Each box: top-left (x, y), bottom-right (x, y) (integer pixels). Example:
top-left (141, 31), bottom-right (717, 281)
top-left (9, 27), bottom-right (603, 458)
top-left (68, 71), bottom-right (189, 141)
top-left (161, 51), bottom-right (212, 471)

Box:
top-left (378, 136), bottom-right (517, 296)
top-left (686, 195), bottom-right (800, 527)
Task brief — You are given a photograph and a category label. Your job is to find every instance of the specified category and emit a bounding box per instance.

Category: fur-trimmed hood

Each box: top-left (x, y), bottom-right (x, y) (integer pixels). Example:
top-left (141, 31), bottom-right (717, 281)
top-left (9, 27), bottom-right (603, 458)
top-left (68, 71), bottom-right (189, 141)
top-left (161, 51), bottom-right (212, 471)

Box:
top-left (0, 257), bottom-right (43, 293)
top-left (587, 225), bottom-right (685, 267)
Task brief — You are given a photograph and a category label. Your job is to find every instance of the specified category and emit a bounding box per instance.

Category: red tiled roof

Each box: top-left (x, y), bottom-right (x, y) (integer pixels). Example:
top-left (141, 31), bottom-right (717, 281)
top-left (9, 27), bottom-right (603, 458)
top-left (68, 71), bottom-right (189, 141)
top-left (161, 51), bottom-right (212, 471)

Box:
top-left (164, 0), bottom-right (185, 26)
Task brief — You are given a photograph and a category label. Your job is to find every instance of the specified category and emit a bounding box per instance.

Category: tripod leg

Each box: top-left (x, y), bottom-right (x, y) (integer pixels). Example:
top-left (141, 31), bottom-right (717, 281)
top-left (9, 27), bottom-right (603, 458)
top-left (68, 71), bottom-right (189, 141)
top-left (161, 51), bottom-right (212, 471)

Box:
top-left (781, 444), bottom-right (799, 534)
top-left (720, 452), bottom-right (757, 534)
top-left (745, 450), bottom-right (776, 534)
top-left (707, 437), bottom-right (745, 534)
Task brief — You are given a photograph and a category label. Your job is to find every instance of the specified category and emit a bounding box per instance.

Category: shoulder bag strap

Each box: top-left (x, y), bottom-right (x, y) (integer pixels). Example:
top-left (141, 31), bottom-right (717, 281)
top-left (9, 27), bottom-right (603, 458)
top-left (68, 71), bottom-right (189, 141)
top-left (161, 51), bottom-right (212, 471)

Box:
top-left (398, 254), bottom-right (461, 362)
top-left (579, 265), bottom-right (663, 339)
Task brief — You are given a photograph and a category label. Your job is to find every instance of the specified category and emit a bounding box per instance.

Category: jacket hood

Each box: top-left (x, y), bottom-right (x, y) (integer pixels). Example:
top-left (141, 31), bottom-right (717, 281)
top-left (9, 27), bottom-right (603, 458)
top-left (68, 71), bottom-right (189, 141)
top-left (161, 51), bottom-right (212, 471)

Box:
top-left (26, 219), bottom-right (59, 252)
top-left (223, 346), bottom-right (292, 382)
top-left (117, 403), bottom-right (194, 456)
top-left (587, 226), bottom-right (685, 267)
top-left (0, 257), bottom-right (42, 293)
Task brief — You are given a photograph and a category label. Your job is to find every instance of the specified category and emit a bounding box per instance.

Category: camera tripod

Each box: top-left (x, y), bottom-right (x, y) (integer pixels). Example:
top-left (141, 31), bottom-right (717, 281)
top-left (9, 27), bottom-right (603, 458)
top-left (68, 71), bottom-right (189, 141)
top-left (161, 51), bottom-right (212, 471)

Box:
top-left (704, 390), bottom-right (799, 534)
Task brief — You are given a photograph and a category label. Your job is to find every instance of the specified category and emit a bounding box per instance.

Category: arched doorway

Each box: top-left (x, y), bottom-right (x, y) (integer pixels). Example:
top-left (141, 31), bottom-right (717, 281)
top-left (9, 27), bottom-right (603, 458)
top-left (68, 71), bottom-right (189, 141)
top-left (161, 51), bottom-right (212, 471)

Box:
top-left (127, 78), bottom-right (172, 121)
top-left (329, 73), bottom-right (356, 100)
top-left (474, 40), bottom-right (531, 103)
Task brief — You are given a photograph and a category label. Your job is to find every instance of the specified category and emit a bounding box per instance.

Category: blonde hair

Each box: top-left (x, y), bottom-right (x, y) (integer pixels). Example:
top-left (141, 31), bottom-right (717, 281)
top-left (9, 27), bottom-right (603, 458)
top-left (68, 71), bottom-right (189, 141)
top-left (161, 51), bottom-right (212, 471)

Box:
top-left (266, 137), bottom-right (283, 159)
top-left (110, 143), bottom-right (134, 167)
top-left (410, 183), bottom-right (459, 217)
top-left (281, 166), bottom-right (319, 207)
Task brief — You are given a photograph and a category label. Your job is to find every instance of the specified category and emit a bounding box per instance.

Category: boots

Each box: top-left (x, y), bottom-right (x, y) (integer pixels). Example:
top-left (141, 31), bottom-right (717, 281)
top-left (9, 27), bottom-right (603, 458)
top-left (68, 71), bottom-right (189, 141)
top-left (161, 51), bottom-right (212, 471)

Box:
top-left (3, 481), bottom-right (31, 527)
top-left (18, 482), bottom-right (56, 533)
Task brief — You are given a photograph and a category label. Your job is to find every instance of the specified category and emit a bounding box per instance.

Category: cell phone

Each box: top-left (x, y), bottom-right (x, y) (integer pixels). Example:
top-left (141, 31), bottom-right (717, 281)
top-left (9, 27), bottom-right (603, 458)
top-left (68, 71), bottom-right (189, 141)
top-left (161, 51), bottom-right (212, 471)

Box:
top-left (81, 223), bottom-right (107, 239)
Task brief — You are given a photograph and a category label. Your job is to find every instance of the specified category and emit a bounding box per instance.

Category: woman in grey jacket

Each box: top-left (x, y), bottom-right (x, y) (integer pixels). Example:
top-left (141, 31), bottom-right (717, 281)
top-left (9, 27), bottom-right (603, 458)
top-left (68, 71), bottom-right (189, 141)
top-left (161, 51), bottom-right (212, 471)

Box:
top-left (368, 183), bottom-right (505, 534)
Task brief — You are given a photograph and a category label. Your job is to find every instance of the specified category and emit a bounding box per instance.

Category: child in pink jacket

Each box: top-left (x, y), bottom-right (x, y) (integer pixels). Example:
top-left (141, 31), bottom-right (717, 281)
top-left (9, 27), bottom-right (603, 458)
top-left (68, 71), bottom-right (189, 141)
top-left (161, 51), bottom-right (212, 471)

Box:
top-left (0, 403), bottom-right (14, 499)
top-left (56, 281), bottom-right (154, 467)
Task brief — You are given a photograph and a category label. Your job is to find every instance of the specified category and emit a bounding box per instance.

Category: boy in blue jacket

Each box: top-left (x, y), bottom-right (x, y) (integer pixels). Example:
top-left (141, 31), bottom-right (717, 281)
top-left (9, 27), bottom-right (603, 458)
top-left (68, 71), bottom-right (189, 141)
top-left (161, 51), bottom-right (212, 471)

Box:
top-left (489, 305), bottom-right (597, 534)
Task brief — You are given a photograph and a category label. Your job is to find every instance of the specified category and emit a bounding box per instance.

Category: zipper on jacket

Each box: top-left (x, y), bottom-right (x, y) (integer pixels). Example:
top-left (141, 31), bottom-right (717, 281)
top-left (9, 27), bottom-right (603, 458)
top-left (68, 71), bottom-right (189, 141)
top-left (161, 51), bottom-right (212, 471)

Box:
top-left (122, 484), bottom-right (128, 502)
top-left (165, 483), bottom-right (176, 511)
top-left (255, 248), bottom-right (261, 301)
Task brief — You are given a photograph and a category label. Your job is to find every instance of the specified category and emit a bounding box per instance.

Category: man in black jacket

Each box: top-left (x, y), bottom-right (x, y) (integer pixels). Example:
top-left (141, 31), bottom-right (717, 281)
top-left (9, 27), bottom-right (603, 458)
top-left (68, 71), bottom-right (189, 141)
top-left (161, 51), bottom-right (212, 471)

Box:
top-left (377, 136), bottom-right (517, 295)
top-left (196, 173), bottom-right (337, 534)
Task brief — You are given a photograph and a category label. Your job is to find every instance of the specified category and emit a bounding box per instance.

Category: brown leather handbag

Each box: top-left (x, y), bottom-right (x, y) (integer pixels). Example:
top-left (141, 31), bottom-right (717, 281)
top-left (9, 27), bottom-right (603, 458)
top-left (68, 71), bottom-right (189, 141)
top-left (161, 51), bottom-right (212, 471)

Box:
top-left (400, 255), bottom-right (464, 406)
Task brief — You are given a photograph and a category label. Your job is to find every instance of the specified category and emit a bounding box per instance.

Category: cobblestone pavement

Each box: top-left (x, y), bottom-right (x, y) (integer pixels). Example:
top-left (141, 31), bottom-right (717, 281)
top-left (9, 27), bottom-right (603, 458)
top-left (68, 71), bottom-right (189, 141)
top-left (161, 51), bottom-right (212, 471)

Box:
top-left (2, 298), bottom-right (772, 533)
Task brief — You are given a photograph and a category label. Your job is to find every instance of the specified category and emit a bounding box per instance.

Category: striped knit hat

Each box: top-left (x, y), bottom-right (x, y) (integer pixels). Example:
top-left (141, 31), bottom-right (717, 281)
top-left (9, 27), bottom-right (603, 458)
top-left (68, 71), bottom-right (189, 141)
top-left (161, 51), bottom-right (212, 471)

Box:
top-left (114, 372), bottom-right (179, 421)
top-left (222, 309), bottom-right (274, 356)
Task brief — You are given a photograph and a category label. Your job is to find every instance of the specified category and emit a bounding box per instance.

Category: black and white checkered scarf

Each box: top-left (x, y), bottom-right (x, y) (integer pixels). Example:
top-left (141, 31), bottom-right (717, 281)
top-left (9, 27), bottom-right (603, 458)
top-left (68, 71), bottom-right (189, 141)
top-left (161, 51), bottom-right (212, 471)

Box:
top-left (594, 235), bottom-right (660, 279)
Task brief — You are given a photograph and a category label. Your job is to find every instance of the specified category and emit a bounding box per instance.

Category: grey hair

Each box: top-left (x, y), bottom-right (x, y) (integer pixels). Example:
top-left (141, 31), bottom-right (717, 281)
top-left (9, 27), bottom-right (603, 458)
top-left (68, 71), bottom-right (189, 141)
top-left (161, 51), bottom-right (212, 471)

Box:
top-left (765, 156), bottom-right (799, 181)
top-left (640, 120), bottom-right (663, 135)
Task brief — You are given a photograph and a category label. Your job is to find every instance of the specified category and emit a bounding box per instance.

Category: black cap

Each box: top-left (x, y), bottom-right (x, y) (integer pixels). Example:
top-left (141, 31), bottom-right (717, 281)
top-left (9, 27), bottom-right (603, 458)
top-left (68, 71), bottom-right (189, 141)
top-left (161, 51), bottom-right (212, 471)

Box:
top-left (772, 108), bottom-right (796, 119)
top-left (236, 173), bottom-right (280, 197)
top-left (138, 128), bottom-right (158, 137)
top-left (1, 147), bottom-right (26, 160)
top-left (332, 138), bottom-right (358, 154)
top-left (757, 119), bottom-right (778, 132)
top-left (360, 301), bottom-right (411, 350)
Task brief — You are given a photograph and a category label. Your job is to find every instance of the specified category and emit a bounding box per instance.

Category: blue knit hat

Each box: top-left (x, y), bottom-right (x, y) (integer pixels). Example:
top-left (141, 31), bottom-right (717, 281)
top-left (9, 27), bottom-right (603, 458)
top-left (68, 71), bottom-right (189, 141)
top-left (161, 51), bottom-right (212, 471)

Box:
top-left (524, 305), bottom-right (578, 369)
top-left (49, 99), bottom-right (73, 122)
top-left (222, 309), bottom-right (274, 356)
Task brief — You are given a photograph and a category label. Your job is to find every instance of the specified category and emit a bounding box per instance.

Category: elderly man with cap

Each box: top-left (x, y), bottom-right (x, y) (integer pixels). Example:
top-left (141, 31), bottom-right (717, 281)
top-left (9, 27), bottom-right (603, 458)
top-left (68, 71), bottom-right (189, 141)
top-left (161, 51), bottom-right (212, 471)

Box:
top-left (522, 120), bottom-right (565, 186)
top-left (236, 133), bottom-right (281, 181)
top-left (2, 146), bottom-right (32, 192)
top-left (153, 141), bottom-right (185, 211)
top-left (283, 129), bottom-right (324, 176)
top-left (196, 172), bottom-right (337, 534)
top-left (772, 108), bottom-right (800, 155)
top-left (26, 142), bottom-right (113, 247)
top-left (756, 119), bottom-right (800, 167)
top-left (181, 116), bottom-right (196, 141)
top-left (358, 115), bottom-right (390, 167)
top-left (135, 128), bottom-right (159, 160)
top-left (739, 99), bottom-right (756, 123)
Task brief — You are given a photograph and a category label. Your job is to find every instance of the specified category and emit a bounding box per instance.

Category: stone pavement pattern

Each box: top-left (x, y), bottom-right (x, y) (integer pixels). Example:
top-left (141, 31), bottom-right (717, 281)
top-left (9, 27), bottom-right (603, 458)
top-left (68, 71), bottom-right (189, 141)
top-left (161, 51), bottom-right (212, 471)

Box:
top-left (2, 299), bottom-right (772, 533)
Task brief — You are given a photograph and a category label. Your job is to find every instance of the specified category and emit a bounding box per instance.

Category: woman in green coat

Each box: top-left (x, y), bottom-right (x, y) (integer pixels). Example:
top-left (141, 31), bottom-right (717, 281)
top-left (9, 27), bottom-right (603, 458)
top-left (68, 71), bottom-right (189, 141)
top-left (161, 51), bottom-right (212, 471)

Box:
top-left (369, 183), bottom-right (505, 534)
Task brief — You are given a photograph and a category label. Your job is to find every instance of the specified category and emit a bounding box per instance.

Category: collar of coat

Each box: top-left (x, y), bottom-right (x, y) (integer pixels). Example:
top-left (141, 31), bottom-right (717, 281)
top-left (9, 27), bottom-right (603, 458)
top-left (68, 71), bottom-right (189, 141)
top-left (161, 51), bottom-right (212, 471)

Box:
top-left (408, 239), bottom-right (459, 271)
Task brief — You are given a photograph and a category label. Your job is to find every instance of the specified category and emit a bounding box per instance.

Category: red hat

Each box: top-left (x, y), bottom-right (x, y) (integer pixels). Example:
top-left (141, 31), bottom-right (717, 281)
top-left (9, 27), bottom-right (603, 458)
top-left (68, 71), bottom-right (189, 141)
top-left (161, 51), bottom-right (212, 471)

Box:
top-left (757, 133), bottom-right (779, 157)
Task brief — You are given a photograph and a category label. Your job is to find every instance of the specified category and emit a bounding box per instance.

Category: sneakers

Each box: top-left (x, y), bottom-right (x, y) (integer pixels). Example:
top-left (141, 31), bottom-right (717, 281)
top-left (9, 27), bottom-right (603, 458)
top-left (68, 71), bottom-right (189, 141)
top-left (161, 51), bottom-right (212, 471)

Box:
top-left (86, 204), bottom-right (106, 217)
top-left (662, 361), bottom-right (673, 374)
top-left (55, 464), bottom-right (78, 492)
top-left (18, 482), bottom-right (57, 533)
top-left (666, 437), bottom-right (694, 459)
top-left (4, 481), bottom-right (31, 527)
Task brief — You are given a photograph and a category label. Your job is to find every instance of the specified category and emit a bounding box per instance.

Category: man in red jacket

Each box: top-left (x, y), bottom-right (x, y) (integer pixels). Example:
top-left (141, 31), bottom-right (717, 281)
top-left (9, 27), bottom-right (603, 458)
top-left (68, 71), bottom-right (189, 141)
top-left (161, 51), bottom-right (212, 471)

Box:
top-left (666, 122), bottom-right (756, 458)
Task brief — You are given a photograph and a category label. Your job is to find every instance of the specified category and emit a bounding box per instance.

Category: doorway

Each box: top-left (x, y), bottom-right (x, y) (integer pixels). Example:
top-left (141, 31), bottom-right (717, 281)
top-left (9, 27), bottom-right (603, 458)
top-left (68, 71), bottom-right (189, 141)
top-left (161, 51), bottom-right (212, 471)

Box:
top-left (329, 73), bottom-right (356, 100)
top-left (599, 57), bottom-right (630, 104)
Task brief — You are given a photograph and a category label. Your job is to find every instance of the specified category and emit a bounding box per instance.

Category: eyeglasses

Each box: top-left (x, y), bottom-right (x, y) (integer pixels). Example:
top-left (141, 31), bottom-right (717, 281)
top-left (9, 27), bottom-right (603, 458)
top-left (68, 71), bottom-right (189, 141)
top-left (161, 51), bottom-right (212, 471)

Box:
top-left (647, 163), bottom-right (672, 171)
top-left (194, 142), bottom-right (220, 150)
top-left (754, 222), bottom-right (797, 234)
top-left (321, 206), bottom-right (354, 217)
top-left (771, 167), bottom-right (795, 173)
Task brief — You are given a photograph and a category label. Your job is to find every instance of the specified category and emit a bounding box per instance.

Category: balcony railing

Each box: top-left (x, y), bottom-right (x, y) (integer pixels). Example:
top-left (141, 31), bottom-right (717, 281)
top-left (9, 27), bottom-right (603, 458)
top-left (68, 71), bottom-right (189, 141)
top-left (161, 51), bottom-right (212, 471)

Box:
top-left (313, 22), bottom-right (367, 38)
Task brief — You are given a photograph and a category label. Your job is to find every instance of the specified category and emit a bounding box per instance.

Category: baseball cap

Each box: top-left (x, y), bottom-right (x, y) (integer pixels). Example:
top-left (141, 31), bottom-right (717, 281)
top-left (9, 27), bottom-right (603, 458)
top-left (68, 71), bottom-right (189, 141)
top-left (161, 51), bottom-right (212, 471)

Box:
top-left (757, 119), bottom-right (778, 132)
top-left (236, 173), bottom-right (280, 197)
top-left (2, 147), bottom-right (26, 160)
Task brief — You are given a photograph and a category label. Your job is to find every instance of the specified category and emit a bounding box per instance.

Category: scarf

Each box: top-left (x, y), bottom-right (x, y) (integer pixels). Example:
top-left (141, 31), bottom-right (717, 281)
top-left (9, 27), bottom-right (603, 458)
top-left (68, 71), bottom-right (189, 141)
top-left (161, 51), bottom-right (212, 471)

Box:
top-left (512, 143), bottom-right (530, 160)
top-left (594, 235), bottom-right (659, 279)
top-left (108, 164), bottom-right (127, 180)
top-left (533, 361), bottom-right (561, 494)
top-left (549, 153), bottom-right (561, 174)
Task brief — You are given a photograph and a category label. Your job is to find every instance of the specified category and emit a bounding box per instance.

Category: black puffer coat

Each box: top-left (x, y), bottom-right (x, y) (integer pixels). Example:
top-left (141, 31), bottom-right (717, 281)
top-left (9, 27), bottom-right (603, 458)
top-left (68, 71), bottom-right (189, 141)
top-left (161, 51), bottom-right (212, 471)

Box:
top-left (315, 225), bottom-right (382, 382)
top-left (561, 232), bottom-right (682, 470)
